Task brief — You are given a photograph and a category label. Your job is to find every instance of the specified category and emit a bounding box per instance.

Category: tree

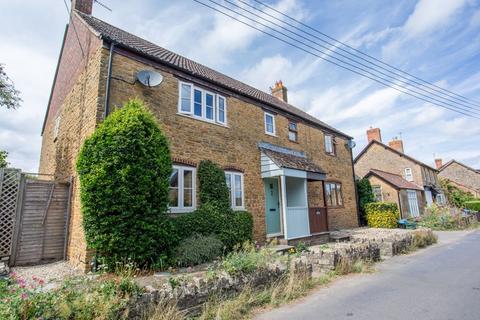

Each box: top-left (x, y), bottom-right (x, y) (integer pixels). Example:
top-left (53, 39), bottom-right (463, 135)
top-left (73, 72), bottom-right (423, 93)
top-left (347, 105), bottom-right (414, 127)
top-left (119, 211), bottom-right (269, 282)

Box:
top-left (77, 99), bottom-right (174, 268)
top-left (0, 150), bottom-right (8, 168)
top-left (0, 64), bottom-right (21, 109)
top-left (356, 178), bottom-right (376, 225)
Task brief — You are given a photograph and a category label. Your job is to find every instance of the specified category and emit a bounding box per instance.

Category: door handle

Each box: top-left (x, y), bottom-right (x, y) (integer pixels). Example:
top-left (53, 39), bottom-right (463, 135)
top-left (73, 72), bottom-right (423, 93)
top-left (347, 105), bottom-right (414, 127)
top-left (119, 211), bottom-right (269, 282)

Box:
top-left (269, 209), bottom-right (276, 212)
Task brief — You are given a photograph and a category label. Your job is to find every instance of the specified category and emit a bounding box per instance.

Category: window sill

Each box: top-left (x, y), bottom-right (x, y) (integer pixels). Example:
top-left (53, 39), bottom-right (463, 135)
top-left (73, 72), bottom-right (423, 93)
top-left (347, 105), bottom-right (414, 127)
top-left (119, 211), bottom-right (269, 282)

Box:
top-left (325, 152), bottom-right (336, 157)
top-left (176, 113), bottom-right (228, 128)
top-left (265, 132), bottom-right (277, 137)
top-left (232, 206), bottom-right (245, 211)
top-left (169, 207), bottom-right (196, 214)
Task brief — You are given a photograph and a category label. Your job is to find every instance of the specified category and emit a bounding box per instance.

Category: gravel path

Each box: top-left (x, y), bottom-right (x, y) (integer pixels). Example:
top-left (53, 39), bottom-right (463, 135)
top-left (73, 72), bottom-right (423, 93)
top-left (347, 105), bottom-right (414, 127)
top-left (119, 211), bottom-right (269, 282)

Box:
top-left (10, 261), bottom-right (83, 290)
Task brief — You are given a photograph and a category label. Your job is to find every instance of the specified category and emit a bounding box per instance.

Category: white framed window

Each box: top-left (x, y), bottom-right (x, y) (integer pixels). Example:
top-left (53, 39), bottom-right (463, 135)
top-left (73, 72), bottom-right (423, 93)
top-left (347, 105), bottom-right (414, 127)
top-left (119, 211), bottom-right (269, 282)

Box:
top-left (179, 82), bottom-right (193, 114)
top-left (53, 116), bottom-right (61, 140)
top-left (225, 171), bottom-right (244, 209)
top-left (169, 165), bottom-right (196, 213)
top-left (217, 96), bottom-right (227, 125)
top-left (372, 185), bottom-right (383, 202)
top-left (325, 182), bottom-right (343, 207)
top-left (407, 190), bottom-right (420, 217)
top-left (404, 168), bottom-right (413, 181)
top-left (288, 121), bottom-right (297, 142)
top-left (324, 134), bottom-right (335, 155)
top-left (264, 112), bottom-right (276, 136)
top-left (178, 81), bottom-right (227, 125)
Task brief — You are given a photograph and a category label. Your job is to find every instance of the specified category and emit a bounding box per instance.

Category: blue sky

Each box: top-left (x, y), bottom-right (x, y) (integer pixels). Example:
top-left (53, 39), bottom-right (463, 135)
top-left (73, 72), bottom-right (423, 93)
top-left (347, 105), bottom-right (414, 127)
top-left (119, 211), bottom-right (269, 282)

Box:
top-left (1, 0), bottom-right (479, 172)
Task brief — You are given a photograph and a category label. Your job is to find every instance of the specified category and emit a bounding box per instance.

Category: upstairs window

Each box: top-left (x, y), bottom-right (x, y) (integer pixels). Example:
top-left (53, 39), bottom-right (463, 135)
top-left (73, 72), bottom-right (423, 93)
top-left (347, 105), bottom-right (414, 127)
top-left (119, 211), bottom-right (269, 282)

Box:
top-left (404, 168), bottom-right (413, 181)
top-left (178, 81), bottom-right (227, 125)
top-left (225, 172), bottom-right (244, 209)
top-left (324, 134), bottom-right (335, 155)
top-left (264, 112), bottom-right (276, 135)
top-left (326, 182), bottom-right (343, 207)
top-left (288, 121), bottom-right (298, 142)
top-left (169, 165), bottom-right (196, 213)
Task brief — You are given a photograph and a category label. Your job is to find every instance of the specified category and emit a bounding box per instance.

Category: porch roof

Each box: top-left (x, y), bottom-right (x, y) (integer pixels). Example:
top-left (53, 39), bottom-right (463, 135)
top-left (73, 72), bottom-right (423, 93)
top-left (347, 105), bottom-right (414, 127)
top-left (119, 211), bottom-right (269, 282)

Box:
top-left (260, 147), bottom-right (325, 175)
top-left (366, 169), bottom-right (423, 191)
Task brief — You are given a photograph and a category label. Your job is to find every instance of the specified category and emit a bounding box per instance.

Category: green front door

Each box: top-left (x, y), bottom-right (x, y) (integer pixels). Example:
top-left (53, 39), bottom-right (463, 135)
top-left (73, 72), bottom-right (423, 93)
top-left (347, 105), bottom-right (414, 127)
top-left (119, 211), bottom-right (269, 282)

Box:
top-left (265, 178), bottom-right (281, 235)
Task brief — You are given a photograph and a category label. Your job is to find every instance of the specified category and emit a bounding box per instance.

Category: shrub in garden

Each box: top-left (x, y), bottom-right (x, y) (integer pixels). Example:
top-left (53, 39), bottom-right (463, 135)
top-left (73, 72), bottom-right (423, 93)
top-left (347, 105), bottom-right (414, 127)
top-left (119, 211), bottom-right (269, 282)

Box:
top-left (176, 234), bottom-right (224, 267)
top-left (198, 160), bottom-right (231, 210)
top-left (77, 99), bottom-right (175, 268)
top-left (418, 205), bottom-right (466, 230)
top-left (356, 178), bottom-right (376, 225)
top-left (465, 200), bottom-right (480, 212)
top-left (365, 202), bottom-right (399, 228)
top-left (440, 179), bottom-right (476, 208)
top-left (221, 242), bottom-right (275, 275)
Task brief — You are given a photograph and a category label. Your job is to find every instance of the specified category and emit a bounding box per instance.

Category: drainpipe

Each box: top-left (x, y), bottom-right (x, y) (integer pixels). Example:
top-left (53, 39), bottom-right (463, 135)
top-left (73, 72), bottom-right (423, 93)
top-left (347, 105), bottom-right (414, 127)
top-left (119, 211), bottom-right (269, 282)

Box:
top-left (104, 42), bottom-right (115, 118)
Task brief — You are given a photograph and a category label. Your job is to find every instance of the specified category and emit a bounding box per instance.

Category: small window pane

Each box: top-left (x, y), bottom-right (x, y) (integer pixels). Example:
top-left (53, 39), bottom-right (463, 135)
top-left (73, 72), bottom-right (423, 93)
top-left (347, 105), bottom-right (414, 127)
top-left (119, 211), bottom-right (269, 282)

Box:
top-left (169, 188), bottom-right (178, 207)
top-left (218, 97), bottom-right (225, 123)
top-left (181, 84), bottom-right (191, 112)
top-left (325, 135), bottom-right (333, 154)
top-left (336, 184), bottom-right (343, 206)
top-left (183, 189), bottom-right (193, 207)
top-left (265, 114), bottom-right (274, 134)
top-left (288, 131), bottom-right (297, 142)
top-left (183, 170), bottom-right (193, 188)
top-left (234, 174), bottom-right (243, 207)
top-left (288, 122), bottom-right (297, 131)
top-left (170, 169), bottom-right (179, 188)
top-left (194, 89), bottom-right (202, 116)
top-left (206, 93), bottom-right (214, 120)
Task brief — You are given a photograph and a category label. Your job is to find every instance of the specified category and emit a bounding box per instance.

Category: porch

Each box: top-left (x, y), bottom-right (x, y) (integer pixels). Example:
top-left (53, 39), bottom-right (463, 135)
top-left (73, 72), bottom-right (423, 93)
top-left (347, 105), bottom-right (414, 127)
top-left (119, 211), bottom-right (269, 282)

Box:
top-left (260, 143), bottom-right (330, 243)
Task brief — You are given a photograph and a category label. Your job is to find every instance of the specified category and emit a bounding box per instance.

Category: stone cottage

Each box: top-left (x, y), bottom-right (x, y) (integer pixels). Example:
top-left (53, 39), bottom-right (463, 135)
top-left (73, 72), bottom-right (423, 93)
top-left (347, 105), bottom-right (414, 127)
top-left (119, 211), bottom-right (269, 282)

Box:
top-left (436, 159), bottom-right (480, 198)
top-left (39, 0), bottom-right (359, 270)
top-left (355, 128), bottom-right (444, 218)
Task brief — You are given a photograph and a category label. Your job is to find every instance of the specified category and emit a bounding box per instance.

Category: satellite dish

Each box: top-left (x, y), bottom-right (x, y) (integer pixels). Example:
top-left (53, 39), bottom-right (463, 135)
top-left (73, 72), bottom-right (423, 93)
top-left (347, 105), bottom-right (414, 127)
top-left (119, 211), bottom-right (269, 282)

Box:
top-left (137, 70), bottom-right (163, 87)
top-left (347, 139), bottom-right (356, 149)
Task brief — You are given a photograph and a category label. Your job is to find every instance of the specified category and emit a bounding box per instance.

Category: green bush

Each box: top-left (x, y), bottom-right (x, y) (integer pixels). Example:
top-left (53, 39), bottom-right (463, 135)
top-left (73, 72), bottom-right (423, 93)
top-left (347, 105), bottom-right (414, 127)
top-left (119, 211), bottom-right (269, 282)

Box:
top-left (418, 205), bottom-right (468, 230)
top-left (356, 178), bottom-right (376, 225)
top-left (176, 234), bottom-right (224, 267)
top-left (440, 179), bottom-right (476, 208)
top-left (221, 242), bottom-right (275, 275)
top-left (198, 160), bottom-right (231, 210)
top-left (77, 99), bottom-right (176, 268)
top-left (465, 201), bottom-right (480, 212)
top-left (172, 203), bottom-right (253, 251)
top-left (365, 202), bottom-right (399, 228)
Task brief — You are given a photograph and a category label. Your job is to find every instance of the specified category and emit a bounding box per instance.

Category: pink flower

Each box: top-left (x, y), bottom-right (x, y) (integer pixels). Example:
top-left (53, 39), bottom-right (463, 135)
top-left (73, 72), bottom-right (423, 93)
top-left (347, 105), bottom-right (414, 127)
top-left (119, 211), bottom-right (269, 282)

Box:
top-left (38, 279), bottom-right (45, 285)
top-left (21, 293), bottom-right (28, 300)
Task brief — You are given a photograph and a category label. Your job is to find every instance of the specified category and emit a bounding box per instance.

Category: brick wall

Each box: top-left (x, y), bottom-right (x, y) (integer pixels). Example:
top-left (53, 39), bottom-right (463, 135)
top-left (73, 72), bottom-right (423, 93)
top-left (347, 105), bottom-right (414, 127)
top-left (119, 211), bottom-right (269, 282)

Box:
top-left (107, 50), bottom-right (359, 239)
top-left (367, 176), bottom-right (399, 207)
top-left (355, 143), bottom-right (424, 187)
top-left (38, 13), bottom-right (107, 270)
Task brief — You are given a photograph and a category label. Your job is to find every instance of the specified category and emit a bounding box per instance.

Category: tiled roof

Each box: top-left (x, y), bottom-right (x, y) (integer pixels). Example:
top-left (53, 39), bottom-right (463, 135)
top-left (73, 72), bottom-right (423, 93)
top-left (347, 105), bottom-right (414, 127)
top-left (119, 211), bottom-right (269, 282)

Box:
top-left (354, 140), bottom-right (437, 171)
top-left (260, 147), bottom-right (326, 174)
top-left (439, 159), bottom-right (480, 175)
top-left (367, 169), bottom-right (423, 190)
top-left (76, 11), bottom-right (350, 138)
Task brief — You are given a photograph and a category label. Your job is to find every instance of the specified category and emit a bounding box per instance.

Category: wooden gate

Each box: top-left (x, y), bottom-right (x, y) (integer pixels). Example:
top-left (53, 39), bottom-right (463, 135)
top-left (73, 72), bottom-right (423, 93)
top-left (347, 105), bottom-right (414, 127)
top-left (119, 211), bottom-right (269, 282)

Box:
top-left (0, 169), bottom-right (72, 267)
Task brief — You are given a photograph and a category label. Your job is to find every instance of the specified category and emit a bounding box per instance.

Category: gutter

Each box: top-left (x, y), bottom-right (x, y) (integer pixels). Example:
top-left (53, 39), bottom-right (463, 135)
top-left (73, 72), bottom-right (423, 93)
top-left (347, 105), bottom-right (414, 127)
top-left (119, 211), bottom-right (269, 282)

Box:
top-left (104, 41), bottom-right (115, 118)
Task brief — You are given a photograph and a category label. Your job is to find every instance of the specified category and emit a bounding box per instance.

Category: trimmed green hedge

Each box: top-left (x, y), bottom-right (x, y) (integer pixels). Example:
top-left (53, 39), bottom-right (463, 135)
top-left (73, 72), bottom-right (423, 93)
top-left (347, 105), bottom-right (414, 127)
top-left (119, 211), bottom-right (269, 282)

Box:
top-left (365, 202), bottom-right (399, 228)
top-left (77, 99), bottom-right (175, 268)
top-left (465, 201), bottom-right (480, 212)
top-left (198, 160), bottom-right (231, 211)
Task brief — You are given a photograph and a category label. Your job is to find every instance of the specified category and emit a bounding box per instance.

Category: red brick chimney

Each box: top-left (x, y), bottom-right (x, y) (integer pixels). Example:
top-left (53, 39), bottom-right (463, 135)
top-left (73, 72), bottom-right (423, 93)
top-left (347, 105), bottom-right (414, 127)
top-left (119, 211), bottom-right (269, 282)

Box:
top-left (367, 127), bottom-right (382, 143)
top-left (435, 158), bottom-right (443, 169)
top-left (388, 138), bottom-right (404, 153)
top-left (72, 0), bottom-right (93, 14)
top-left (270, 80), bottom-right (288, 103)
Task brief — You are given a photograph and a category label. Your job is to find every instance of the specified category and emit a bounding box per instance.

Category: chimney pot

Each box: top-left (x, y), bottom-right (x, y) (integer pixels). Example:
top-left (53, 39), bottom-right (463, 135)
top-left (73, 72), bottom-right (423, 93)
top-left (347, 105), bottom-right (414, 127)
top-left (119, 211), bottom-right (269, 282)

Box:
top-left (366, 127), bottom-right (382, 143)
top-left (270, 80), bottom-right (288, 103)
top-left (388, 138), bottom-right (404, 153)
top-left (72, 0), bottom-right (93, 15)
top-left (435, 158), bottom-right (443, 169)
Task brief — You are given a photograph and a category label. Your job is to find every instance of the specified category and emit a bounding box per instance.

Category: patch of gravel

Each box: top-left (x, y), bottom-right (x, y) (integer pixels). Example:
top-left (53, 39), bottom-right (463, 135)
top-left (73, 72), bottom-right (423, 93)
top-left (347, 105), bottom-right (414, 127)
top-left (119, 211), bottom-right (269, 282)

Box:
top-left (10, 261), bottom-right (83, 290)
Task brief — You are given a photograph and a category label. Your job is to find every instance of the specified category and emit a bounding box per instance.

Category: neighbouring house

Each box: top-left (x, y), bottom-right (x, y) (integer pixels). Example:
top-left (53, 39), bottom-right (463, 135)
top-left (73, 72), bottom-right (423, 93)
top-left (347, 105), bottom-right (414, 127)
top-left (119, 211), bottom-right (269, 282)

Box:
top-left (436, 159), bottom-right (480, 198)
top-left (39, 0), bottom-right (359, 270)
top-left (354, 127), bottom-right (444, 218)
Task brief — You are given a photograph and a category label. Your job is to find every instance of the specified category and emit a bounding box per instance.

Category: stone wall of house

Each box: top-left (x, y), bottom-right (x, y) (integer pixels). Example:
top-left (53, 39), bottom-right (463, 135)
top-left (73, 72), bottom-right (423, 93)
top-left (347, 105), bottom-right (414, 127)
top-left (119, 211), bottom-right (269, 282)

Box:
top-left (439, 162), bottom-right (480, 197)
top-left (355, 142), bottom-right (425, 187)
top-left (106, 50), bottom-right (359, 240)
top-left (38, 13), bottom-right (107, 270)
top-left (367, 176), bottom-right (399, 206)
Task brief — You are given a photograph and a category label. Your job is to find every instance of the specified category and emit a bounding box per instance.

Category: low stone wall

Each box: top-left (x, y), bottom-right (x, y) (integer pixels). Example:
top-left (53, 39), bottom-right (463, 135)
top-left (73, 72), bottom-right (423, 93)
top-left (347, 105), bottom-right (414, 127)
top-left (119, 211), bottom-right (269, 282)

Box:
top-left (335, 227), bottom-right (433, 258)
top-left (128, 228), bottom-right (434, 318)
